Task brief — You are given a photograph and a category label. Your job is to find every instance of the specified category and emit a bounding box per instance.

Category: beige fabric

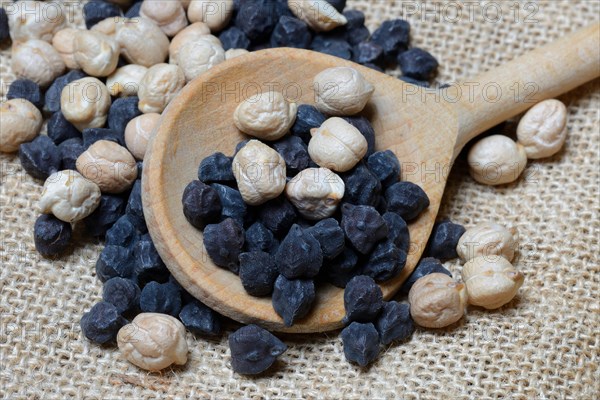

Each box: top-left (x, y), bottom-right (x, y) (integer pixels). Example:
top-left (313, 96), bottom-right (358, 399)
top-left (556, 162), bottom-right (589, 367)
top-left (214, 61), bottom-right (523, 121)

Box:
top-left (1, 1), bottom-right (599, 398)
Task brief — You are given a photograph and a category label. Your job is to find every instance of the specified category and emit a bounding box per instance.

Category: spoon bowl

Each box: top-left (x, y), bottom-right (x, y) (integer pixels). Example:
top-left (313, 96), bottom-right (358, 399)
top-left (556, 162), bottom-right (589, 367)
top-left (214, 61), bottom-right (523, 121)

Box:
top-left (143, 25), bottom-right (599, 333)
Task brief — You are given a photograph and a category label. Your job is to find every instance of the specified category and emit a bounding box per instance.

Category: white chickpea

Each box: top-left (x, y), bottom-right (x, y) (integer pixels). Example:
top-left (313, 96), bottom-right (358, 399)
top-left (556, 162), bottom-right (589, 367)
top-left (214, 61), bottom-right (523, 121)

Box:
top-left (517, 99), bottom-right (568, 159)
top-left (233, 91), bottom-right (297, 141)
top-left (232, 140), bottom-right (287, 205)
top-left (285, 168), bottom-right (345, 220)
top-left (116, 17), bottom-right (170, 67)
top-left (39, 170), bottom-right (102, 223)
top-left (73, 30), bottom-right (120, 77)
top-left (181, 0), bottom-right (192, 10)
top-left (225, 48), bottom-right (249, 59)
top-left (140, 0), bottom-right (188, 37)
top-left (313, 67), bottom-right (374, 116)
top-left (468, 135), bottom-right (527, 186)
top-left (288, 0), bottom-right (347, 32)
top-left (60, 77), bottom-right (111, 132)
top-left (7, 0), bottom-right (66, 42)
top-left (169, 22), bottom-right (212, 64)
top-left (12, 40), bottom-right (65, 87)
top-left (117, 313), bottom-right (188, 372)
top-left (462, 256), bottom-right (524, 309)
top-left (52, 28), bottom-right (81, 70)
top-left (90, 17), bottom-right (128, 37)
top-left (125, 113), bottom-right (161, 160)
top-left (0, 99), bottom-right (43, 153)
top-left (176, 39), bottom-right (225, 82)
top-left (408, 273), bottom-right (468, 329)
top-left (76, 140), bottom-right (138, 194)
top-left (308, 117), bottom-right (367, 172)
top-left (457, 222), bottom-right (518, 262)
top-left (106, 64), bottom-right (149, 97)
top-left (138, 63), bottom-right (186, 114)
top-left (187, 0), bottom-right (234, 32)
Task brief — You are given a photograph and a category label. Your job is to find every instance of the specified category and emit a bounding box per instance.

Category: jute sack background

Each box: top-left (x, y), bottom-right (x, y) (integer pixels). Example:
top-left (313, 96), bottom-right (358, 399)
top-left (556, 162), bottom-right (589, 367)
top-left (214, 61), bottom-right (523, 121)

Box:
top-left (0, 1), bottom-right (598, 398)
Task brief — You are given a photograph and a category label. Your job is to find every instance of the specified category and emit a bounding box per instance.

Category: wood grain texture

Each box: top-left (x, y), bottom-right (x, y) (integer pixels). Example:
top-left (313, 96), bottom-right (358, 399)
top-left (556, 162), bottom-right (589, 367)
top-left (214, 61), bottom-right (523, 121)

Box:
top-left (142, 23), bottom-right (599, 333)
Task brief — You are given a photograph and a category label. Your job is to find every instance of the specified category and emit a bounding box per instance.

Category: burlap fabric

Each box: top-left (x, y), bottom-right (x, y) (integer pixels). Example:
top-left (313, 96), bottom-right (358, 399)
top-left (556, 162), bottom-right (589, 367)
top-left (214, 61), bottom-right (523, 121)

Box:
top-left (1, 1), bottom-right (599, 399)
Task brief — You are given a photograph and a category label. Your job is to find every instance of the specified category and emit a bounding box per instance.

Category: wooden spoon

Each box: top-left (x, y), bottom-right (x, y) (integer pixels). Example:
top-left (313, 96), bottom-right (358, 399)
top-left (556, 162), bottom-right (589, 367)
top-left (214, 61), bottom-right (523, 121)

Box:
top-left (142, 23), bottom-right (599, 333)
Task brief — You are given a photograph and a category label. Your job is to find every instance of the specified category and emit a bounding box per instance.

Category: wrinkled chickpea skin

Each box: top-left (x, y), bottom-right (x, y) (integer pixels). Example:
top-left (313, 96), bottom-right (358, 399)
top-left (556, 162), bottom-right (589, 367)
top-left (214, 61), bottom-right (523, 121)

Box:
top-left (462, 256), bottom-right (524, 309)
top-left (232, 140), bottom-right (287, 205)
top-left (233, 91), bottom-right (297, 141)
top-left (76, 140), bottom-right (138, 194)
top-left (285, 167), bottom-right (345, 220)
top-left (117, 313), bottom-right (188, 371)
top-left (12, 40), bottom-right (65, 87)
top-left (288, 0), bottom-right (347, 32)
top-left (0, 99), bottom-right (43, 153)
top-left (468, 135), bottom-right (527, 186)
top-left (457, 222), bottom-right (518, 262)
top-left (6, 0), bottom-right (66, 42)
top-left (409, 273), bottom-right (468, 329)
top-left (61, 77), bottom-right (111, 131)
top-left (140, 0), bottom-right (188, 37)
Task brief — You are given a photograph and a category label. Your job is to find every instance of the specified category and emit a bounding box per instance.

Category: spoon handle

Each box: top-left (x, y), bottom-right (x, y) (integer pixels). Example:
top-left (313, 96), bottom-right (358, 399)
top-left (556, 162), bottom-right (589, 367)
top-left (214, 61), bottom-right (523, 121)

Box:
top-left (454, 22), bottom-right (600, 156)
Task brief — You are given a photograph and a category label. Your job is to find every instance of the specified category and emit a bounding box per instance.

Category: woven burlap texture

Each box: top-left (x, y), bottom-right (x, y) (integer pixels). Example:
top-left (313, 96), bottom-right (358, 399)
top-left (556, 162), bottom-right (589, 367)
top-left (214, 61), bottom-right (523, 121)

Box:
top-left (1, 1), bottom-right (599, 399)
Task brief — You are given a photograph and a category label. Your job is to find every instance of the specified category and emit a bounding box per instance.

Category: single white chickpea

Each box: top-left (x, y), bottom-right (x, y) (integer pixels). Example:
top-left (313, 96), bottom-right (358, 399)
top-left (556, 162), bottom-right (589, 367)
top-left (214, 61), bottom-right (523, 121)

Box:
top-left (462, 256), bottom-right (524, 309)
top-left (168, 22), bottom-right (212, 64)
top-left (468, 135), bottom-right (527, 186)
top-left (308, 117), bottom-right (367, 172)
top-left (116, 17), bottom-right (170, 67)
top-left (408, 273), bottom-right (468, 329)
top-left (288, 0), bottom-right (347, 32)
top-left (106, 64), bottom-right (149, 97)
top-left (517, 99), bottom-right (568, 159)
top-left (7, 0), bottom-right (66, 42)
top-left (60, 77), bottom-right (111, 132)
top-left (125, 113), bottom-right (161, 160)
top-left (12, 40), bottom-right (65, 87)
top-left (39, 170), bottom-right (102, 223)
top-left (76, 140), bottom-right (138, 194)
top-left (285, 167), bottom-right (345, 220)
top-left (313, 67), bottom-right (374, 116)
top-left (232, 140), bottom-right (287, 205)
top-left (187, 0), bottom-right (234, 32)
top-left (0, 99), bottom-right (43, 153)
top-left (233, 91), bottom-right (297, 141)
top-left (138, 63), bottom-right (186, 114)
top-left (117, 313), bottom-right (188, 372)
top-left (52, 28), bottom-right (81, 70)
top-left (225, 48), bottom-right (249, 60)
top-left (140, 0), bottom-right (188, 37)
top-left (176, 39), bottom-right (225, 82)
top-left (73, 30), bottom-right (120, 77)
top-left (457, 222), bottom-right (518, 262)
